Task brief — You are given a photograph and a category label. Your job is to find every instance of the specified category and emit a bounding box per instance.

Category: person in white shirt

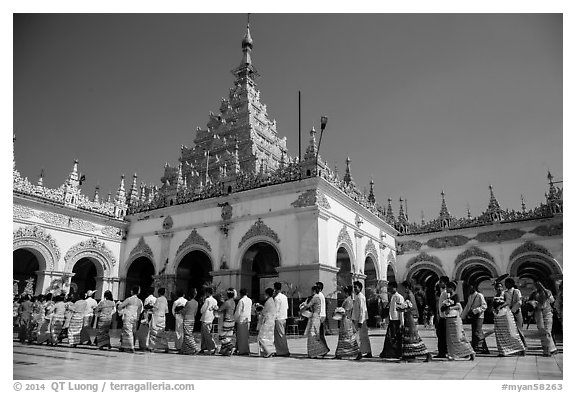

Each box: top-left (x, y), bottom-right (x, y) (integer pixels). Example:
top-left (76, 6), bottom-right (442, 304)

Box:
top-left (504, 277), bottom-right (527, 347)
top-left (81, 290), bottom-right (98, 345)
top-left (273, 282), bottom-right (290, 357)
top-left (138, 287), bottom-right (156, 350)
top-left (234, 288), bottom-right (252, 356)
top-left (148, 287), bottom-right (169, 352)
top-left (172, 289), bottom-right (187, 351)
top-left (352, 280), bottom-right (372, 358)
top-left (200, 287), bottom-right (218, 354)
top-left (315, 281), bottom-right (330, 352)
top-left (379, 281), bottom-right (404, 359)
top-left (461, 284), bottom-right (490, 354)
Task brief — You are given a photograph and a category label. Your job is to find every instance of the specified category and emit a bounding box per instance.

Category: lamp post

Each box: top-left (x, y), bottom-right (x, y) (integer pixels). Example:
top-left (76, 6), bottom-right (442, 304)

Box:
top-left (315, 115), bottom-right (328, 175)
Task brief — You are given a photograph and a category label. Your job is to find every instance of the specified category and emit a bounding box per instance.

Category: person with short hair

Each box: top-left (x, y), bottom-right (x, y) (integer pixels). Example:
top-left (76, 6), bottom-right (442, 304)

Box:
top-left (199, 287), bottom-right (218, 354)
top-left (443, 281), bottom-right (475, 361)
top-left (234, 288), bottom-right (252, 356)
top-left (380, 281), bottom-right (404, 359)
top-left (335, 285), bottom-right (360, 360)
top-left (117, 286), bottom-right (143, 353)
top-left (315, 281), bottom-right (330, 351)
top-left (218, 288), bottom-right (237, 356)
top-left (37, 293), bottom-right (54, 344)
top-left (529, 280), bottom-right (558, 356)
top-left (257, 287), bottom-right (277, 358)
top-left (81, 290), bottom-right (98, 345)
top-left (17, 294), bottom-right (33, 344)
top-left (492, 281), bottom-right (525, 357)
top-left (136, 287), bottom-right (156, 351)
top-left (352, 280), bottom-right (372, 358)
top-left (181, 288), bottom-right (200, 355)
top-left (461, 284), bottom-right (490, 354)
top-left (94, 290), bottom-right (115, 350)
top-left (303, 285), bottom-right (330, 359)
top-left (68, 294), bottom-right (87, 348)
top-left (273, 282), bottom-right (290, 357)
top-left (172, 289), bottom-right (187, 351)
top-left (148, 287), bottom-right (169, 352)
top-left (50, 294), bottom-right (67, 346)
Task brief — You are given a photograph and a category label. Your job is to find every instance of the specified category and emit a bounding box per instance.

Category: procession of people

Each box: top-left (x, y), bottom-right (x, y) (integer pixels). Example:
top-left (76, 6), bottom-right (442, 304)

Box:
top-left (14, 276), bottom-right (562, 362)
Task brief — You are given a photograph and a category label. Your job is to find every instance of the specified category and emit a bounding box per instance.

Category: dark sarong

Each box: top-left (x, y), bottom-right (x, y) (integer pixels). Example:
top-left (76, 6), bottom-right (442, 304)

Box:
top-left (380, 320), bottom-right (402, 358)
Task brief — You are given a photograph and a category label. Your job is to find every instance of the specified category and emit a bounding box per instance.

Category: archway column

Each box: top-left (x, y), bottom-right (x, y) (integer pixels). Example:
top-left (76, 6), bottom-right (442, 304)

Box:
top-left (35, 270), bottom-right (75, 296)
top-left (211, 269), bottom-right (241, 292)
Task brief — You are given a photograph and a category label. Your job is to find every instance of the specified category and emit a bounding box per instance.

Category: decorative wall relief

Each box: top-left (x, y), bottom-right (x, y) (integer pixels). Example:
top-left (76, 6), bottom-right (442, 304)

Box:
top-left (475, 228), bottom-right (525, 243)
top-left (406, 252), bottom-right (443, 270)
top-left (239, 218), bottom-right (280, 248)
top-left (291, 189), bottom-right (331, 209)
top-left (530, 224), bottom-right (563, 237)
top-left (177, 229), bottom-right (213, 255)
top-left (162, 216), bottom-right (174, 231)
top-left (336, 225), bottom-right (354, 256)
top-left (128, 236), bottom-right (154, 262)
top-left (219, 202), bottom-right (233, 221)
top-left (454, 246), bottom-right (495, 266)
top-left (68, 218), bottom-right (97, 232)
top-left (426, 235), bottom-right (470, 249)
top-left (13, 204), bottom-right (35, 220)
top-left (37, 211), bottom-right (69, 227)
top-left (101, 226), bottom-right (123, 239)
top-left (397, 240), bottom-right (423, 255)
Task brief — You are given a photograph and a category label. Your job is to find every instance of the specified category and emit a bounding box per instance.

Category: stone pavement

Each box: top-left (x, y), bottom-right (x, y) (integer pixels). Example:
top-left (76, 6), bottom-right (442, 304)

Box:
top-left (13, 324), bottom-right (562, 380)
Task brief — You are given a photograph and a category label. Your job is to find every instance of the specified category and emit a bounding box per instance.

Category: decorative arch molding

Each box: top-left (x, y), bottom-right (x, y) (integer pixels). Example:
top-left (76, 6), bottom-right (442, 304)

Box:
top-left (364, 239), bottom-right (379, 265)
top-left (508, 241), bottom-right (562, 277)
top-left (452, 258), bottom-right (500, 282)
top-left (237, 237), bottom-right (282, 273)
top-left (404, 262), bottom-right (447, 283)
top-left (123, 237), bottom-right (155, 276)
top-left (337, 225), bottom-right (355, 260)
top-left (405, 252), bottom-right (443, 271)
top-left (63, 237), bottom-right (116, 276)
top-left (13, 225), bottom-right (60, 270)
top-left (238, 218), bottom-right (280, 249)
top-left (172, 245), bottom-right (215, 276)
top-left (177, 229), bottom-right (212, 257)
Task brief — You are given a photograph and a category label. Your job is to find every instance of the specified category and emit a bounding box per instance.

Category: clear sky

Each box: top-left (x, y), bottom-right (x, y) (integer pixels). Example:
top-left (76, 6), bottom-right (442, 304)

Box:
top-left (13, 13), bottom-right (562, 221)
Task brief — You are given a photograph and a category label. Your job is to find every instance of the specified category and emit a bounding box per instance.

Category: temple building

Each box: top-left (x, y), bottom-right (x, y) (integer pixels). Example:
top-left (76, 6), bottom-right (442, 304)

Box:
top-left (13, 22), bottom-right (563, 324)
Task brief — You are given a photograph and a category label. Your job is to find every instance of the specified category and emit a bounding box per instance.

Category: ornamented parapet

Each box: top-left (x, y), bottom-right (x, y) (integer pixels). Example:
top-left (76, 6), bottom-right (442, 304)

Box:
top-left (396, 240), bottom-right (423, 255)
top-left (426, 235), bottom-right (470, 249)
top-left (177, 229), bottom-right (212, 255)
top-left (475, 228), bottom-right (525, 243)
top-left (239, 218), bottom-right (280, 248)
top-left (64, 237), bottom-right (117, 267)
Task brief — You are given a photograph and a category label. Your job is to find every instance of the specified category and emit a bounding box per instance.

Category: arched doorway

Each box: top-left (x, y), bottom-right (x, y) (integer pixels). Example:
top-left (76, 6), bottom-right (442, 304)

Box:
top-left (459, 263), bottom-right (495, 300)
top-left (240, 242), bottom-right (280, 303)
top-left (515, 259), bottom-right (557, 296)
top-left (71, 258), bottom-right (98, 299)
top-left (125, 257), bottom-right (156, 300)
top-left (176, 250), bottom-right (213, 299)
top-left (386, 264), bottom-right (397, 285)
top-left (407, 267), bottom-right (440, 317)
top-left (13, 249), bottom-right (41, 295)
top-left (336, 247), bottom-right (352, 302)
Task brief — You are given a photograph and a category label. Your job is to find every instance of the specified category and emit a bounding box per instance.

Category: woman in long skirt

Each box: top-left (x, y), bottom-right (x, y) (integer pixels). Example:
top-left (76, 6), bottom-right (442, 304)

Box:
top-left (117, 286), bottom-right (143, 353)
top-left (400, 281), bottom-right (432, 362)
top-left (493, 282), bottom-right (525, 356)
top-left (218, 289), bottom-right (237, 356)
top-left (28, 295), bottom-right (43, 343)
top-left (148, 287), bottom-right (169, 352)
top-left (334, 286), bottom-right (360, 360)
top-left (50, 295), bottom-right (67, 346)
top-left (68, 296), bottom-right (87, 347)
top-left (17, 295), bottom-right (33, 344)
top-left (37, 294), bottom-right (54, 344)
top-left (304, 285), bottom-right (330, 359)
top-left (181, 289), bottom-right (200, 355)
top-left (258, 288), bottom-right (276, 358)
top-left (94, 290), bottom-right (116, 350)
top-left (442, 281), bottom-right (475, 361)
top-left (529, 281), bottom-right (558, 357)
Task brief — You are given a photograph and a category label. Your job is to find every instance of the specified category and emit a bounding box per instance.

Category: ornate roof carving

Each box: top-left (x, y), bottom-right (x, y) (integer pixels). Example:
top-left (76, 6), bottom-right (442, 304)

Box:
top-left (364, 239), bottom-right (379, 263)
top-left (426, 235), bottom-right (470, 249)
top-left (13, 205), bottom-right (34, 220)
top-left (177, 229), bottom-right (212, 255)
top-left (406, 252), bottom-right (443, 270)
top-left (101, 226), bottom-right (123, 239)
top-left (509, 241), bottom-right (553, 262)
top-left (475, 228), bottom-right (525, 243)
top-left (454, 246), bottom-right (495, 267)
top-left (291, 189), bottom-right (331, 209)
top-left (128, 236), bottom-right (154, 262)
top-left (64, 236), bottom-right (116, 267)
top-left (239, 218), bottom-right (280, 248)
top-left (13, 225), bottom-right (61, 268)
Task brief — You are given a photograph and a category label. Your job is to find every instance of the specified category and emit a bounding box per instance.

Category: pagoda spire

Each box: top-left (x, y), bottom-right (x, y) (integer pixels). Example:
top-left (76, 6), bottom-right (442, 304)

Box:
top-left (343, 157), bottom-right (355, 186)
top-left (93, 185), bottom-right (100, 203)
top-left (67, 159), bottom-right (80, 187)
top-left (37, 169), bottom-right (44, 187)
top-left (520, 194), bottom-right (526, 213)
top-left (304, 126), bottom-right (318, 160)
top-left (232, 14), bottom-right (259, 82)
top-left (127, 173), bottom-right (139, 206)
top-left (485, 184), bottom-right (503, 221)
top-left (385, 197), bottom-right (395, 224)
top-left (398, 197), bottom-right (407, 222)
top-left (114, 174), bottom-right (127, 218)
top-left (466, 203), bottom-right (472, 219)
top-left (367, 177), bottom-right (376, 204)
top-left (438, 190), bottom-right (452, 228)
